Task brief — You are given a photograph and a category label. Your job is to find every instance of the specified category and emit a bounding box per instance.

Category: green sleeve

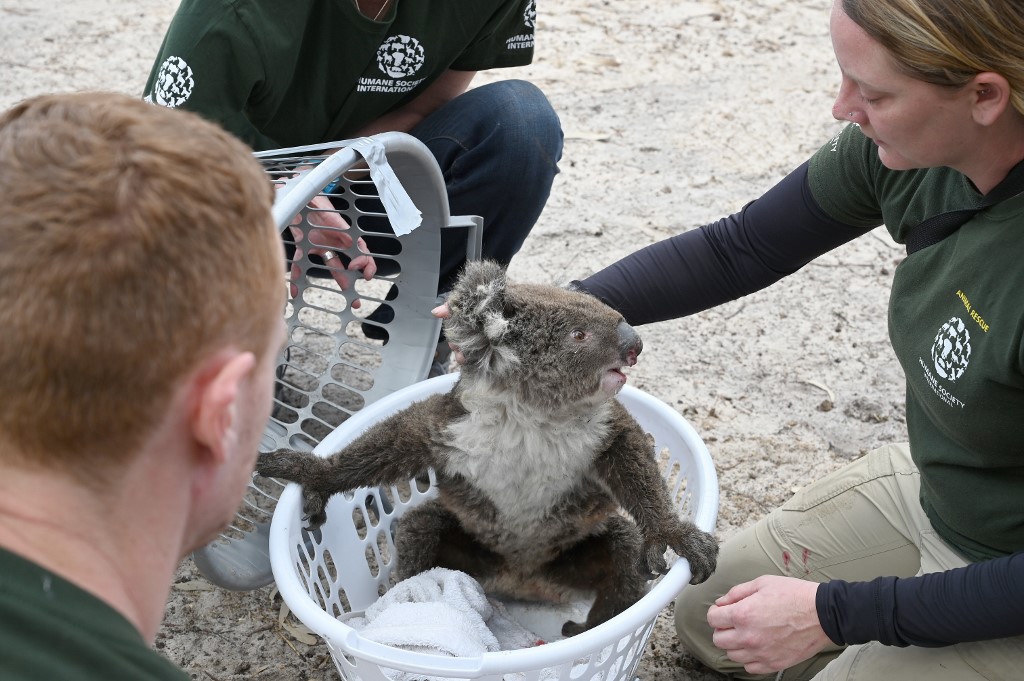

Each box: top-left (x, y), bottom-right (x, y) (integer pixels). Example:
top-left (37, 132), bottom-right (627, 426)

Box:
top-left (143, 3), bottom-right (280, 150)
top-left (450, 0), bottom-right (535, 71)
top-left (806, 123), bottom-right (885, 228)
top-left (808, 123), bottom-right (981, 243)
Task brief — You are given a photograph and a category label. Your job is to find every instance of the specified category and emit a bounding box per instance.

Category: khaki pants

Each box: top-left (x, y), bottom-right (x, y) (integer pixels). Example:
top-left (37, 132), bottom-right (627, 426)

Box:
top-left (674, 443), bottom-right (1024, 680)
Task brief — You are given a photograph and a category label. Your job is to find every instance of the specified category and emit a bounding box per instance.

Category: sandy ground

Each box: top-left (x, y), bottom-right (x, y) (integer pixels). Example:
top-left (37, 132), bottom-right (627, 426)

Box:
top-left (0, 0), bottom-right (910, 679)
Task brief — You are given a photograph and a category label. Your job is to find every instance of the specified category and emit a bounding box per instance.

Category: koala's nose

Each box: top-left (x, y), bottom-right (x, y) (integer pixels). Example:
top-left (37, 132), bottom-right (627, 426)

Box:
top-left (618, 320), bottom-right (643, 367)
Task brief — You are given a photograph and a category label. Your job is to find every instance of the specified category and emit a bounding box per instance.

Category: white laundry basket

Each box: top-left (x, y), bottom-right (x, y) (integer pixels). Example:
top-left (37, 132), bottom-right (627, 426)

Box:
top-left (269, 373), bottom-right (719, 681)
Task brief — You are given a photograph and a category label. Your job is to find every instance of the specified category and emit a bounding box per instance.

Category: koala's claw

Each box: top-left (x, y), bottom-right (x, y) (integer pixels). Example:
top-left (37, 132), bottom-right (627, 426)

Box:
top-left (302, 511), bottom-right (328, 528)
top-left (255, 449), bottom-right (313, 481)
top-left (649, 523), bottom-right (719, 585)
top-left (255, 451), bottom-right (282, 478)
top-left (561, 619), bottom-right (586, 638)
top-left (301, 491), bottom-right (329, 529)
top-left (642, 545), bottom-right (670, 578)
top-left (682, 530), bottom-right (720, 585)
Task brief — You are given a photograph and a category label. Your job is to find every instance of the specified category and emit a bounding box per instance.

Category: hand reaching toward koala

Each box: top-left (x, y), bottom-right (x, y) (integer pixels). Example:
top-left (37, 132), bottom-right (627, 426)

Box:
top-left (430, 302), bottom-right (465, 366)
top-left (258, 260), bottom-right (718, 636)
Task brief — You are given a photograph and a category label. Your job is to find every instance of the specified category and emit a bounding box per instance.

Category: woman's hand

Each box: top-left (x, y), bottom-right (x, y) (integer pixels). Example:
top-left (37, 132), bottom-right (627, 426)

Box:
top-left (706, 575), bottom-right (830, 675)
top-left (431, 302), bottom-right (465, 365)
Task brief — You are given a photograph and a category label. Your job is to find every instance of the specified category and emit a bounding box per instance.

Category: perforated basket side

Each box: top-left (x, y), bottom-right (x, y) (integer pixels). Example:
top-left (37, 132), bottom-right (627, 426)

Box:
top-left (261, 134), bottom-right (448, 452)
top-left (269, 376), bottom-right (719, 680)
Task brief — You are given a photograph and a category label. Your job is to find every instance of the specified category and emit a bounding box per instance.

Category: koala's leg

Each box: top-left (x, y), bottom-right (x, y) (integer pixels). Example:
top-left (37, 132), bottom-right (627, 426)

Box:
top-left (394, 501), bottom-right (504, 581)
top-left (541, 515), bottom-right (648, 637)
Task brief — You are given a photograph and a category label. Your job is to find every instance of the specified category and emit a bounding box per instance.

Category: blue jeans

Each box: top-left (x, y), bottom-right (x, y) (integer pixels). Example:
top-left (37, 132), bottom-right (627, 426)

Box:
top-left (409, 79), bottom-right (563, 294)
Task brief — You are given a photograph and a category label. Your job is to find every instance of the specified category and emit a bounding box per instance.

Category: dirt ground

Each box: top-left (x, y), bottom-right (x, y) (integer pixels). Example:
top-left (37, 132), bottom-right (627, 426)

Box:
top-left (0, 0), bottom-right (910, 678)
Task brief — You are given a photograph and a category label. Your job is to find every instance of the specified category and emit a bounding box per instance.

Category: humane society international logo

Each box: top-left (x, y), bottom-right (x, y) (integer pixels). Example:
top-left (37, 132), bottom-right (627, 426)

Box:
top-left (930, 317), bottom-right (972, 382)
top-left (506, 0), bottom-right (536, 50)
top-left (916, 316), bottom-right (971, 410)
top-left (377, 35), bottom-right (425, 78)
top-left (524, 0), bottom-right (537, 28)
top-left (147, 56), bottom-right (195, 108)
top-left (358, 35), bottom-right (427, 93)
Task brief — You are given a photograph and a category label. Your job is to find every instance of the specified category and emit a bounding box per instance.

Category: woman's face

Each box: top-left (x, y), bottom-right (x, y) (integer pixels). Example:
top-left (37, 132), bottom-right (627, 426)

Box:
top-left (829, 2), bottom-right (977, 171)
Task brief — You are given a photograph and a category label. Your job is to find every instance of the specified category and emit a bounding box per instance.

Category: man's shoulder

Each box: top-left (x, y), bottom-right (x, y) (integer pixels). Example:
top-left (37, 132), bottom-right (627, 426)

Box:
top-left (162, 0), bottom-right (309, 39)
top-left (0, 549), bottom-right (189, 680)
top-left (806, 124), bottom-right (962, 232)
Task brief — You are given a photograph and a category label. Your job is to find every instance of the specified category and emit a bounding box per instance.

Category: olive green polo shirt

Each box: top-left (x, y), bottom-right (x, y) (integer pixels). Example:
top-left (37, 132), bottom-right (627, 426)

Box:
top-left (0, 547), bottom-right (188, 680)
top-left (143, 0), bottom-right (536, 149)
top-left (809, 124), bottom-right (1024, 561)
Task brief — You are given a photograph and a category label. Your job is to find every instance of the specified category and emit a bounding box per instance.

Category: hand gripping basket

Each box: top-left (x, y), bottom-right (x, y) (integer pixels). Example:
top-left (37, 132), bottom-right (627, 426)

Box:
top-left (193, 132), bottom-right (482, 590)
top-left (269, 373), bottom-right (719, 681)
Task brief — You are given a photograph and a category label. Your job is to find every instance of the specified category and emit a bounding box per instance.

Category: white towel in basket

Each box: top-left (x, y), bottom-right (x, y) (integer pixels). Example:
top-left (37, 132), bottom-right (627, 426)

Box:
top-left (349, 568), bottom-right (544, 660)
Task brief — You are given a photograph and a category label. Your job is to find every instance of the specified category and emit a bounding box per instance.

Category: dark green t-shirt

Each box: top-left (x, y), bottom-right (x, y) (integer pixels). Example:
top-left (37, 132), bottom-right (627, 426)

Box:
top-left (0, 547), bottom-right (189, 680)
top-left (809, 124), bottom-right (1024, 561)
top-left (143, 0), bottom-right (537, 150)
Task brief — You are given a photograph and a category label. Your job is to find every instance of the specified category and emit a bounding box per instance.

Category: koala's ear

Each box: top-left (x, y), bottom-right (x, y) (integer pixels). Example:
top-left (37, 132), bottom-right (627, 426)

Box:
top-left (564, 279), bottom-right (618, 312)
top-left (451, 260), bottom-right (507, 296)
top-left (565, 280), bottom-right (588, 293)
top-left (450, 261), bottom-right (509, 319)
top-left (442, 260), bottom-right (518, 370)
top-left (564, 279), bottom-right (597, 297)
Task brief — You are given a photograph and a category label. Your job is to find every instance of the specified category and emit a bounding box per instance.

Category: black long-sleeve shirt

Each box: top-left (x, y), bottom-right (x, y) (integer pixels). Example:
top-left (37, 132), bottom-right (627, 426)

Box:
top-left (577, 162), bottom-right (1024, 647)
top-left (578, 162), bottom-right (871, 325)
top-left (818, 552), bottom-right (1024, 647)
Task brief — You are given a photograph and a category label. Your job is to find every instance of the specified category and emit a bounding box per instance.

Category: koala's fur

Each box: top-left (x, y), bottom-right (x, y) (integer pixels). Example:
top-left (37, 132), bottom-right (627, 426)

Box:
top-left (257, 260), bottom-right (718, 636)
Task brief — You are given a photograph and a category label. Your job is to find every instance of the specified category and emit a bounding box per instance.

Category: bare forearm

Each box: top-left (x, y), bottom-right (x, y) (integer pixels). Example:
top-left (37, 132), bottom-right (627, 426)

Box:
top-left (351, 109), bottom-right (427, 137)
top-left (351, 69), bottom-right (477, 137)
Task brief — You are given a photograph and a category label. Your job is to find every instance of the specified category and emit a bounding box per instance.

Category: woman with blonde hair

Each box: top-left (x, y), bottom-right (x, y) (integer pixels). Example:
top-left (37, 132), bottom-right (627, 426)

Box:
top-left (576, 0), bottom-right (1024, 678)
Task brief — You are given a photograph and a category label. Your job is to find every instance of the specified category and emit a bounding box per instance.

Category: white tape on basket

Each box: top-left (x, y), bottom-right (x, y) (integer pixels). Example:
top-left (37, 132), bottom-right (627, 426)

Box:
top-left (349, 136), bottom-right (423, 236)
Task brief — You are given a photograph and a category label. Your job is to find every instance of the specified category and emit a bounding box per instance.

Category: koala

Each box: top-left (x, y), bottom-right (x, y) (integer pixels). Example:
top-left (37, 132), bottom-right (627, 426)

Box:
top-left (257, 260), bottom-right (718, 636)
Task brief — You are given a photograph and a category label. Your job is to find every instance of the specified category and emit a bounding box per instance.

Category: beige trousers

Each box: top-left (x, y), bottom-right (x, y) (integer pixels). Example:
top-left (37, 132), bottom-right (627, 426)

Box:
top-left (674, 443), bottom-right (1024, 680)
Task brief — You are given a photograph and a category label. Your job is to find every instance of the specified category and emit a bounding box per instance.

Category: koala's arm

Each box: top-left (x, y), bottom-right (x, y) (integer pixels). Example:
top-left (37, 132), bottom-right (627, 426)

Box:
top-left (256, 393), bottom-right (464, 526)
top-left (594, 403), bottom-right (719, 583)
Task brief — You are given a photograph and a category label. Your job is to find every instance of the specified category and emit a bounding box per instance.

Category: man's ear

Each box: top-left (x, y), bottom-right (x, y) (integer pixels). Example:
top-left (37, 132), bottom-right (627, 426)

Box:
top-left (191, 351), bottom-right (257, 465)
top-left (971, 72), bottom-right (1012, 126)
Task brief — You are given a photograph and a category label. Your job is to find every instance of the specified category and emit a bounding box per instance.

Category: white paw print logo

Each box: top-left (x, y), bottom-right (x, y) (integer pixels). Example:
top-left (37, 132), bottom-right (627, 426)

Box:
top-left (152, 56), bottom-right (195, 108)
top-left (524, 0), bottom-right (537, 28)
top-left (930, 317), bottom-right (971, 381)
top-left (377, 35), bottom-right (425, 78)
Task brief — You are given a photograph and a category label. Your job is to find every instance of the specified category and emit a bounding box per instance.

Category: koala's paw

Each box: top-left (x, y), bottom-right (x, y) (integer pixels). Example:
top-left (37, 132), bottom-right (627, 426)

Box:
top-left (255, 451), bottom-right (282, 478)
top-left (641, 544), bottom-right (670, 579)
top-left (256, 450), bottom-right (333, 529)
top-left (255, 449), bottom-right (311, 481)
top-left (646, 521), bottom-right (719, 584)
top-left (674, 525), bottom-right (719, 585)
top-left (301, 489), bottom-right (330, 529)
top-left (561, 619), bottom-right (587, 638)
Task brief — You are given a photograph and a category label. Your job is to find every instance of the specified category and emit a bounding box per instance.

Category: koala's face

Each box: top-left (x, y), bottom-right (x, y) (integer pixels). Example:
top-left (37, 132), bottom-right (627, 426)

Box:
top-left (444, 262), bottom-right (643, 409)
